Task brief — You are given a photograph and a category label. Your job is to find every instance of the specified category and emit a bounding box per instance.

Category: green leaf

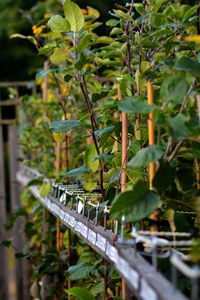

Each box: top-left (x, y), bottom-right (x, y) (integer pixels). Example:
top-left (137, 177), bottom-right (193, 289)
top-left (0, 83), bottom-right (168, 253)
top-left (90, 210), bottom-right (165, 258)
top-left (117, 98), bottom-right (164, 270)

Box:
top-left (113, 9), bottom-right (133, 22)
top-left (128, 145), bottom-right (164, 168)
top-left (75, 52), bottom-right (90, 70)
top-left (10, 33), bottom-right (37, 45)
top-left (92, 36), bottom-right (115, 45)
top-left (190, 240), bottom-right (200, 263)
top-left (64, 0), bottom-right (84, 32)
top-left (85, 144), bottom-right (99, 172)
top-left (64, 74), bottom-right (73, 83)
top-left (106, 19), bottom-right (119, 27)
top-left (92, 91), bottom-right (108, 102)
top-left (92, 154), bottom-right (114, 163)
top-left (27, 178), bottom-right (43, 187)
top-left (174, 56), bottom-right (200, 76)
top-left (154, 0), bottom-right (167, 12)
top-left (39, 41), bottom-right (57, 55)
top-left (110, 180), bottom-right (160, 222)
top-left (1, 240), bottom-right (12, 247)
top-left (66, 287), bottom-right (95, 300)
top-left (15, 252), bottom-right (27, 260)
top-left (90, 281), bottom-right (104, 297)
top-left (182, 5), bottom-right (197, 21)
top-left (48, 15), bottom-right (70, 33)
top-left (39, 183), bottom-right (51, 198)
top-left (76, 34), bottom-right (93, 53)
top-left (168, 114), bottom-right (190, 141)
top-left (94, 126), bottom-right (116, 137)
top-left (134, 3), bottom-right (143, 15)
top-left (63, 167), bottom-right (91, 177)
top-left (36, 68), bottom-right (63, 80)
top-left (160, 77), bottom-right (188, 104)
top-left (153, 160), bottom-right (175, 191)
top-left (110, 27), bottom-right (123, 36)
top-left (66, 263), bottom-right (94, 281)
top-left (83, 181), bottom-right (97, 192)
top-left (119, 96), bottom-right (154, 114)
top-left (49, 120), bottom-right (81, 133)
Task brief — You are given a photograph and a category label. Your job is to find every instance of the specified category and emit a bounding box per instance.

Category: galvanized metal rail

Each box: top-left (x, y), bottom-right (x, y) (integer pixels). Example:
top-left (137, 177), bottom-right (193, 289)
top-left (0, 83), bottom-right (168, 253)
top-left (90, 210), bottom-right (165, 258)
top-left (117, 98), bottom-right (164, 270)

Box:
top-left (16, 167), bottom-right (189, 300)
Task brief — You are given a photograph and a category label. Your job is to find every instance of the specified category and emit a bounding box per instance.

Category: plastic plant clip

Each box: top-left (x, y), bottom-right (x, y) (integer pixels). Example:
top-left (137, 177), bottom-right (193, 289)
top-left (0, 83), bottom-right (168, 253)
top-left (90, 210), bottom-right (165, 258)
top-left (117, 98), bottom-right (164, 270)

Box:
top-left (82, 196), bottom-right (87, 217)
top-left (95, 202), bottom-right (100, 225)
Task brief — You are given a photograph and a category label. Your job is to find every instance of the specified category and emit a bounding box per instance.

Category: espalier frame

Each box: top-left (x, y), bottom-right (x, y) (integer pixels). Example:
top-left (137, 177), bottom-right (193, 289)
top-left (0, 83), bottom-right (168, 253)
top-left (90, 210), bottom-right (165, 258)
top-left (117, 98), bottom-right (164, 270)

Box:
top-left (11, 2), bottom-right (200, 299)
top-left (17, 166), bottom-right (199, 300)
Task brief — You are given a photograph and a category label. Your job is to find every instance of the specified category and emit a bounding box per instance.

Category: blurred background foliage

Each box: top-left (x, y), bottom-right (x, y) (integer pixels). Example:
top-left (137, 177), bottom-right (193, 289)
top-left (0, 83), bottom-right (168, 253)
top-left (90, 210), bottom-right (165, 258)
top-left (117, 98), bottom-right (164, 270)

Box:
top-left (0, 0), bottom-right (196, 82)
top-left (0, 0), bottom-right (125, 82)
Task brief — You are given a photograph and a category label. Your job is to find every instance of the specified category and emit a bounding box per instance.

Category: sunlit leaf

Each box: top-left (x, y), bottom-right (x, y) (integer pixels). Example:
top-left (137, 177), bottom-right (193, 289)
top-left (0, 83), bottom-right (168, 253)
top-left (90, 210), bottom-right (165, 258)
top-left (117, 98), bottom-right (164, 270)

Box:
top-left (64, 0), bottom-right (84, 32)
top-left (48, 15), bottom-right (70, 33)
top-left (39, 183), bottom-right (51, 198)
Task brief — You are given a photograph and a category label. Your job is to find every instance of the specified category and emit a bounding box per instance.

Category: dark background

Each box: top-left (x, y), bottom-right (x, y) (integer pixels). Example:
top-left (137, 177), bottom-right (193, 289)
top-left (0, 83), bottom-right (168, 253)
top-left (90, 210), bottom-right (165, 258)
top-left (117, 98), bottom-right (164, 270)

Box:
top-left (0, 0), bottom-right (195, 83)
top-left (0, 0), bottom-right (125, 83)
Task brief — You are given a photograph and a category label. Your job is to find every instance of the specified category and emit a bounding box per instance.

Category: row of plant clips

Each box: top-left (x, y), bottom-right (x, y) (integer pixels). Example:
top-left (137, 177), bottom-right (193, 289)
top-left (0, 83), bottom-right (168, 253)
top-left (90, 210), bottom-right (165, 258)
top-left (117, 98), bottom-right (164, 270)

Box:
top-left (11, 0), bottom-right (200, 299)
top-left (17, 165), bottom-right (199, 300)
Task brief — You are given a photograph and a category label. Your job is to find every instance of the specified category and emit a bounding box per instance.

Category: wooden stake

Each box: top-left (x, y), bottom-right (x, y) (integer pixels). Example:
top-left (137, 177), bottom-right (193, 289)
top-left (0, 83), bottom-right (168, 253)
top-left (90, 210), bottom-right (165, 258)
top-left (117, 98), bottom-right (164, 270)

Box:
top-left (194, 158), bottom-right (200, 231)
top-left (8, 125), bottom-right (24, 300)
top-left (148, 82), bottom-right (155, 188)
top-left (147, 82), bottom-right (158, 229)
top-left (118, 85), bottom-right (128, 193)
top-left (118, 84), bottom-right (128, 300)
top-left (41, 61), bottom-right (52, 300)
top-left (194, 158), bottom-right (200, 190)
top-left (0, 125), bottom-right (9, 300)
top-left (87, 129), bottom-right (93, 145)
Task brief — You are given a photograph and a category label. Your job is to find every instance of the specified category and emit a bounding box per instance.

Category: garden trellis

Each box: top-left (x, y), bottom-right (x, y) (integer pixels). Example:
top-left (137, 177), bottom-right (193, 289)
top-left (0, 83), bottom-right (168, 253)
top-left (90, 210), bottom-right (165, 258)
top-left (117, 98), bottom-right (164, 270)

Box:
top-left (2, 0), bottom-right (200, 299)
top-left (17, 165), bottom-right (198, 300)
top-left (0, 81), bottom-right (36, 300)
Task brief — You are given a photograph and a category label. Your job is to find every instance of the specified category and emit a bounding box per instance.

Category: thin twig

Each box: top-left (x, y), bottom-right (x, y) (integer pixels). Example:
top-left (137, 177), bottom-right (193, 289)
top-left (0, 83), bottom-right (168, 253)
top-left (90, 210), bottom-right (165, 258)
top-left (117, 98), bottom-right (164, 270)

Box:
top-left (79, 81), bottom-right (105, 201)
top-left (179, 82), bottom-right (195, 113)
top-left (196, 0), bottom-right (200, 34)
top-left (125, 0), bottom-right (135, 96)
top-left (138, 0), bottom-right (146, 73)
top-left (166, 141), bottom-right (183, 163)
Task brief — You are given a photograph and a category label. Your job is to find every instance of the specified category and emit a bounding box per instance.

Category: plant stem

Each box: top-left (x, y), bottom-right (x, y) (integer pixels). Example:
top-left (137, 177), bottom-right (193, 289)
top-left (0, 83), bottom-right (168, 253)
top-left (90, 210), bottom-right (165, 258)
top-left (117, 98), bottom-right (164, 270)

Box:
top-left (196, 0), bottom-right (200, 34)
top-left (166, 141), bottom-right (183, 163)
top-left (79, 80), bottom-right (105, 201)
top-left (139, 0), bottom-right (146, 72)
top-left (125, 0), bottom-right (135, 96)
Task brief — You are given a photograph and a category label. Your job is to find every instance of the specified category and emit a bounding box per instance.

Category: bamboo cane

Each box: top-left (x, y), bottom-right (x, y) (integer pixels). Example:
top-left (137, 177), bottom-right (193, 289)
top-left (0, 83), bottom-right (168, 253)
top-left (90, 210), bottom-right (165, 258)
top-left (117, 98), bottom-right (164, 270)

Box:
top-left (194, 158), bottom-right (200, 190)
top-left (148, 82), bottom-right (155, 188)
top-left (118, 84), bottom-right (128, 300)
top-left (114, 86), bottom-right (119, 298)
top-left (41, 61), bottom-right (51, 300)
top-left (147, 82), bottom-right (158, 230)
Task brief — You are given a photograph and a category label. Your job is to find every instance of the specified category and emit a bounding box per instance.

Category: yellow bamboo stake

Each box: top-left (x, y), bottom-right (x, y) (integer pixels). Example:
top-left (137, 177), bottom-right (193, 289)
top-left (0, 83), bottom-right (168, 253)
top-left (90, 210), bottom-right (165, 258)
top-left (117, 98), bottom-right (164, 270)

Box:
top-left (87, 129), bottom-right (93, 145)
top-left (148, 82), bottom-right (158, 230)
top-left (148, 82), bottom-right (155, 188)
top-left (118, 85), bottom-right (128, 193)
top-left (194, 158), bottom-right (200, 190)
top-left (118, 84), bottom-right (127, 300)
top-left (194, 158), bottom-right (200, 230)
